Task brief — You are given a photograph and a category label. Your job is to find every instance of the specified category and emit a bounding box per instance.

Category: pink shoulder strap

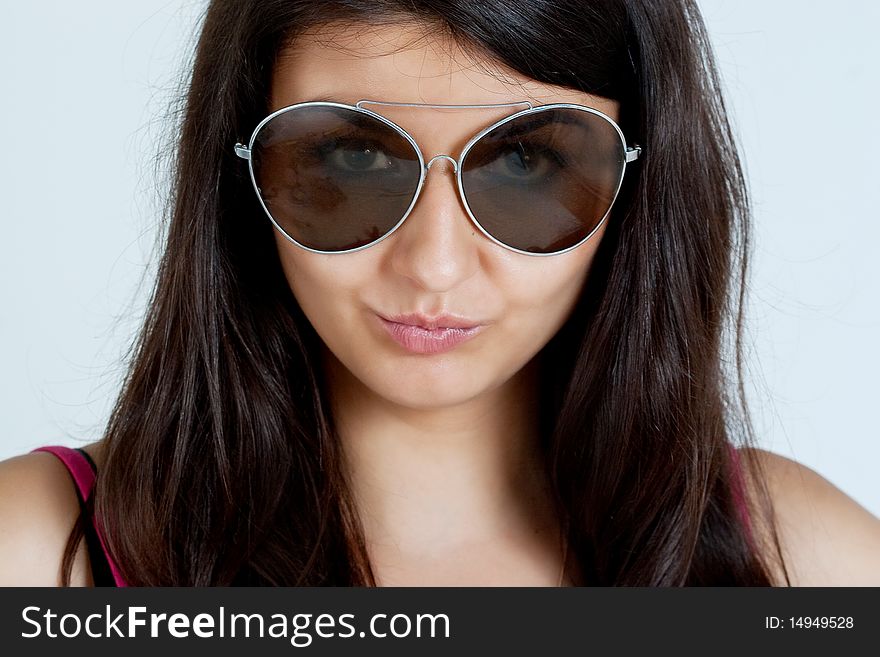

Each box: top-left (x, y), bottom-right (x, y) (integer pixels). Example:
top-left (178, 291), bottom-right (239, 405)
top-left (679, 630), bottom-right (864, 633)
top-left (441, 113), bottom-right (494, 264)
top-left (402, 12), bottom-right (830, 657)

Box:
top-left (32, 445), bottom-right (128, 587)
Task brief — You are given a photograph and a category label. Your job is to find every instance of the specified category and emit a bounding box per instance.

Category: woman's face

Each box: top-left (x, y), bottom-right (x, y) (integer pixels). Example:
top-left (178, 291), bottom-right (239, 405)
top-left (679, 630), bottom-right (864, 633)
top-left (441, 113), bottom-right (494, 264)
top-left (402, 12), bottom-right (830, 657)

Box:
top-left (269, 22), bottom-right (619, 410)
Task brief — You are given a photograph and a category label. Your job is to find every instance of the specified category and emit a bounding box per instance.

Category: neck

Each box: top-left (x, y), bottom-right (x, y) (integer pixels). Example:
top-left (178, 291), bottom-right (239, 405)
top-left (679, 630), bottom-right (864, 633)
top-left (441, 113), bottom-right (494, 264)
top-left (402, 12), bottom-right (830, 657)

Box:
top-left (323, 350), bottom-right (560, 564)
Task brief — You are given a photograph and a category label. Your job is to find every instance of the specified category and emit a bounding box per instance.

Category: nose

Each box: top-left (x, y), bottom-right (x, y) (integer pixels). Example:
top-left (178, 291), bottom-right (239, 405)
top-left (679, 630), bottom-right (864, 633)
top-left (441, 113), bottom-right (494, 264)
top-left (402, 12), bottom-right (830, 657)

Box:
top-left (388, 157), bottom-right (480, 292)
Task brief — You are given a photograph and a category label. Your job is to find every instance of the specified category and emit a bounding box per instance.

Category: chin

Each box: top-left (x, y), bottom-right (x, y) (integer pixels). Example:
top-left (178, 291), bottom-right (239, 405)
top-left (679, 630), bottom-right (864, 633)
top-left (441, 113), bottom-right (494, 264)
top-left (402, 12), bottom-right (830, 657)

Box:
top-left (324, 343), bottom-right (505, 410)
top-left (379, 388), bottom-right (484, 412)
top-left (369, 369), bottom-right (492, 411)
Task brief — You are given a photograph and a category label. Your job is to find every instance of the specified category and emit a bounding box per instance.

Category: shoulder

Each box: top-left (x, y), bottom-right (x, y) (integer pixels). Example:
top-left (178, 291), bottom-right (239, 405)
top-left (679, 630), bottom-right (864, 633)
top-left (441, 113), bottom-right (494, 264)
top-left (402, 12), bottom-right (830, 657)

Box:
top-left (0, 443), bottom-right (104, 585)
top-left (739, 447), bottom-right (880, 586)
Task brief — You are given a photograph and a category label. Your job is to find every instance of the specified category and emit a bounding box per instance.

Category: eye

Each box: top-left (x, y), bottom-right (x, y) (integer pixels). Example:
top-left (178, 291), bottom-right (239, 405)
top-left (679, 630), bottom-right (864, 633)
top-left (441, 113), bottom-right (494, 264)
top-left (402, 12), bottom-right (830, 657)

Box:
top-left (502, 143), bottom-right (546, 176)
top-left (476, 141), bottom-right (563, 182)
top-left (325, 138), bottom-right (396, 173)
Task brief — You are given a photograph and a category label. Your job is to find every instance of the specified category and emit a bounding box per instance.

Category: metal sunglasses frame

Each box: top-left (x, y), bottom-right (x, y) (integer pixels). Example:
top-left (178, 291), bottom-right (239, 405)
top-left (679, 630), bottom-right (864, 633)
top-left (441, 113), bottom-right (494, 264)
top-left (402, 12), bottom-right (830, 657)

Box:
top-left (234, 98), bottom-right (643, 257)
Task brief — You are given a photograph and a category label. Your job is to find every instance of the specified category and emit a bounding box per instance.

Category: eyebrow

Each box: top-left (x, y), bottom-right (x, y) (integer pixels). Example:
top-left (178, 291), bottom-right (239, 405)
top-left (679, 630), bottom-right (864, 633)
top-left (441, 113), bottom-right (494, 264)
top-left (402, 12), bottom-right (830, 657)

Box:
top-left (495, 110), bottom-right (596, 139)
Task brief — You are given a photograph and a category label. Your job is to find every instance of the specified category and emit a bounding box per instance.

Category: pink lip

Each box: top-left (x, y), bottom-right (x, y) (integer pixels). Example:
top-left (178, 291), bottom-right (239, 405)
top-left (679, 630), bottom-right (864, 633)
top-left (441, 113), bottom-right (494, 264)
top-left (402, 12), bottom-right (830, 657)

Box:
top-left (376, 313), bottom-right (485, 354)
top-left (382, 312), bottom-right (482, 330)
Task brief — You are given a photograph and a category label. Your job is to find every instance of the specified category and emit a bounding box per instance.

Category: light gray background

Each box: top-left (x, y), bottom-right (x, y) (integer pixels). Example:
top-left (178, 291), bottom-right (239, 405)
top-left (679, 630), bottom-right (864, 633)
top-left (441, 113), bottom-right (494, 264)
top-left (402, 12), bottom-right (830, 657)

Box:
top-left (1, 1), bottom-right (877, 516)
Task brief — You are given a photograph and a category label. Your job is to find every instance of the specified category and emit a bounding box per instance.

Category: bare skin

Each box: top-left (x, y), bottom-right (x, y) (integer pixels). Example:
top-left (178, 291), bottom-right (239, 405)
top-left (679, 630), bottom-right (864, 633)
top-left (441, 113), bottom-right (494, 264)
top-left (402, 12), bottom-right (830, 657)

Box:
top-left (1, 23), bottom-right (879, 586)
top-left (0, 442), bottom-right (103, 586)
top-left (1, 440), bottom-right (879, 585)
top-left (739, 447), bottom-right (880, 586)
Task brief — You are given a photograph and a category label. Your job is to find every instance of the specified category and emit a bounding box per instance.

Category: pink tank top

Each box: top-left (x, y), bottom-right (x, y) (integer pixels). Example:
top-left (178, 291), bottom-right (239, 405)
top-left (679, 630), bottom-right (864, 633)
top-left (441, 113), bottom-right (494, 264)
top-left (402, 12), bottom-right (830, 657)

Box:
top-left (32, 445), bottom-right (128, 587)
top-left (34, 442), bottom-right (752, 586)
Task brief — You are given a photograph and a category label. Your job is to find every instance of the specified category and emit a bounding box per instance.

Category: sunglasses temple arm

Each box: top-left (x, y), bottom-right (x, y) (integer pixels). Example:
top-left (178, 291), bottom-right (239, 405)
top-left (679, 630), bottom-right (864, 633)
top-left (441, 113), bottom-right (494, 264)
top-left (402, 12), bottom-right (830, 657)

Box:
top-left (235, 143), bottom-right (252, 160)
top-left (625, 145), bottom-right (642, 163)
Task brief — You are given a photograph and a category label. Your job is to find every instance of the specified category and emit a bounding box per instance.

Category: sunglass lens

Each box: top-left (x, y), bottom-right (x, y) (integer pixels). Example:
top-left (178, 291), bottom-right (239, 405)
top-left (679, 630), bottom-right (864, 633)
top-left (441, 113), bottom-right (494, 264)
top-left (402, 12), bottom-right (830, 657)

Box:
top-left (460, 107), bottom-right (626, 254)
top-left (250, 105), bottom-right (422, 252)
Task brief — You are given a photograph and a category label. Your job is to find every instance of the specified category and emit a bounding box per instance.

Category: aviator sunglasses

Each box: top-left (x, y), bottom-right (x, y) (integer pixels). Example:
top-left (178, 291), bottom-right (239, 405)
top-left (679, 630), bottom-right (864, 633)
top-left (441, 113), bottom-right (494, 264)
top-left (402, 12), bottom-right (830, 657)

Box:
top-left (234, 99), bottom-right (642, 256)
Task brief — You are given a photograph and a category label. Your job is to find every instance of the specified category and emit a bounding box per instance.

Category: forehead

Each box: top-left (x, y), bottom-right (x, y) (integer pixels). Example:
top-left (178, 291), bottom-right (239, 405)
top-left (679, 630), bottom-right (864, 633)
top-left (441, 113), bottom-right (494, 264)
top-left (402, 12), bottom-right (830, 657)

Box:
top-left (270, 21), bottom-right (619, 119)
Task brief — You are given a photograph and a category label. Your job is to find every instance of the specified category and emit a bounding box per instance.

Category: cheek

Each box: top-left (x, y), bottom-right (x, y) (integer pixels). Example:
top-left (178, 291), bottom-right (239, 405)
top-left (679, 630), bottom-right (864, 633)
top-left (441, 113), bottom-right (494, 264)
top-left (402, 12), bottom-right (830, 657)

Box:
top-left (274, 236), bottom-right (372, 320)
top-left (503, 266), bottom-right (589, 355)
top-left (502, 238), bottom-right (600, 330)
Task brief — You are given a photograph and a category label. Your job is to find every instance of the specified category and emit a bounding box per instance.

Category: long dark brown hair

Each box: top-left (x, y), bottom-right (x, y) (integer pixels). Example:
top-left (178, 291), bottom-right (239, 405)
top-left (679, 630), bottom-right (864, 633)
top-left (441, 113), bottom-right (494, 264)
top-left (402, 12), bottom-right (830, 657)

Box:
top-left (62, 0), bottom-right (790, 585)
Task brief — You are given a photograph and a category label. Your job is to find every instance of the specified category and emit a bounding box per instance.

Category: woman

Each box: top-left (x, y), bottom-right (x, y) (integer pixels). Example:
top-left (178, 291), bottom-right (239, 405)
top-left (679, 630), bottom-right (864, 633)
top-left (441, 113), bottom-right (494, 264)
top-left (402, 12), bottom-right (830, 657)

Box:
top-left (1, 0), bottom-right (878, 586)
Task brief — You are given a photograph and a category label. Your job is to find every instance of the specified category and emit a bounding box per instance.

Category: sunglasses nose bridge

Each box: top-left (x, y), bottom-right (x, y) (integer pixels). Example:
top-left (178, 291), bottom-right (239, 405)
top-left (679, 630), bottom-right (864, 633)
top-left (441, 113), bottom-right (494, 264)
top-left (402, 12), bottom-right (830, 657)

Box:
top-left (424, 153), bottom-right (460, 175)
top-left (415, 153), bottom-right (470, 221)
